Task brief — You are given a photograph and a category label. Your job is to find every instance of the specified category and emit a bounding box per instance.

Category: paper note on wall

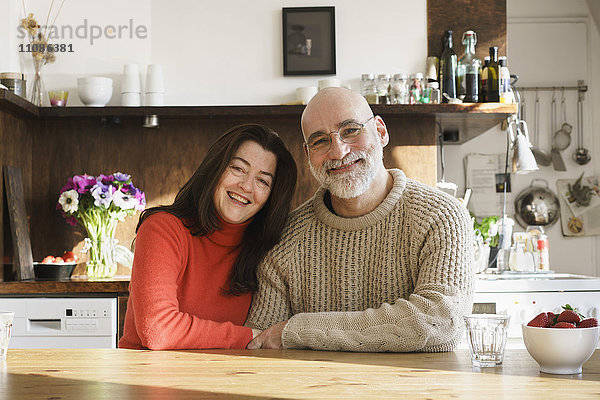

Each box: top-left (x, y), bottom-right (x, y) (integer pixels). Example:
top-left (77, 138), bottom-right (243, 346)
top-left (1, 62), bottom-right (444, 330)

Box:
top-left (465, 153), bottom-right (515, 217)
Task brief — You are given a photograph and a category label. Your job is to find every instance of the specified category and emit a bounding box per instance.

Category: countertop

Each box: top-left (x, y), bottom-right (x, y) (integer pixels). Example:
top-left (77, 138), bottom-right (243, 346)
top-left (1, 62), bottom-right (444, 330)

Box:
top-left (0, 277), bottom-right (130, 295)
top-left (1, 349), bottom-right (598, 399)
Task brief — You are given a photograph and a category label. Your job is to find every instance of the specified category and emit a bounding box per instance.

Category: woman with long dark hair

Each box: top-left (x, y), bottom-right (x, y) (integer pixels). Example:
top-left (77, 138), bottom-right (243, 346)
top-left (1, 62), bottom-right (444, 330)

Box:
top-left (119, 124), bottom-right (297, 349)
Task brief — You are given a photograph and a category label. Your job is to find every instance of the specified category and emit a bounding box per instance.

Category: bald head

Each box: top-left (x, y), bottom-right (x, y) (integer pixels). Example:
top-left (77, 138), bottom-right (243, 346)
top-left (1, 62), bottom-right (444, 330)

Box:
top-left (301, 87), bottom-right (373, 141)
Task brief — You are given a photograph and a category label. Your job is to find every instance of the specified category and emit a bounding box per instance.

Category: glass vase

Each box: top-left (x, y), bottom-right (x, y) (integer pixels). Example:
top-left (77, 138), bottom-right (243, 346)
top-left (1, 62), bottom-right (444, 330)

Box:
top-left (83, 220), bottom-right (119, 279)
top-left (30, 59), bottom-right (46, 107)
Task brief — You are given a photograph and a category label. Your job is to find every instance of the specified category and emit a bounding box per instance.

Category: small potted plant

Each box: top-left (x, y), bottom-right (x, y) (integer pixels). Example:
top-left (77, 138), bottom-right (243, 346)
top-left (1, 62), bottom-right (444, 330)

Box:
top-left (472, 215), bottom-right (500, 271)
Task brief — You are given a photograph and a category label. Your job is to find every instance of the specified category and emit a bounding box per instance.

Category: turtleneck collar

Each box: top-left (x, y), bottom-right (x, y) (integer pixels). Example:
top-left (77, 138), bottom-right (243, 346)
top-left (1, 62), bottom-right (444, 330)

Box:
top-left (206, 216), bottom-right (252, 247)
top-left (312, 169), bottom-right (406, 231)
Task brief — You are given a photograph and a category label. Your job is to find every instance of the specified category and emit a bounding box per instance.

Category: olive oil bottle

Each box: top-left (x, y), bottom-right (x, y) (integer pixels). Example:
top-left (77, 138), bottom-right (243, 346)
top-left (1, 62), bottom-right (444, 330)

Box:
top-left (439, 30), bottom-right (457, 102)
top-left (486, 47), bottom-right (500, 102)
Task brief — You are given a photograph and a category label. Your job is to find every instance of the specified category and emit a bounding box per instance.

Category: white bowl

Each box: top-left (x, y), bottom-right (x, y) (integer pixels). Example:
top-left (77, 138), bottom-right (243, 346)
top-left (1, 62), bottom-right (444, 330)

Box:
top-left (522, 323), bottom-right (599, 374)
top-left (77, 77), bottom-right (113, 107)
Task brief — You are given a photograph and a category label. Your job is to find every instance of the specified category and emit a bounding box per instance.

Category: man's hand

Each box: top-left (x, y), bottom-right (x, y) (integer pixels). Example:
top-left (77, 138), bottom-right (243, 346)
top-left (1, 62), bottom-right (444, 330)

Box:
top-left (246, 320), bottom-right (288, 349)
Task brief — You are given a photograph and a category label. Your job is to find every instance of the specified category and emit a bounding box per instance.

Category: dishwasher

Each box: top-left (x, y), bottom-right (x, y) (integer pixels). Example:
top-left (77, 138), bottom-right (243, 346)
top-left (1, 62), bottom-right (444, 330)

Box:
top-left (0, 297), bottom-right (117, 348)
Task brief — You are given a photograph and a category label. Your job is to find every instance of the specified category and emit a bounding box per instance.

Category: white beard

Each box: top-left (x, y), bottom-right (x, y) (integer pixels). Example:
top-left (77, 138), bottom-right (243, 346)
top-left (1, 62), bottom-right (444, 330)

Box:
top-left (308, 139), bottom-right (383, 199)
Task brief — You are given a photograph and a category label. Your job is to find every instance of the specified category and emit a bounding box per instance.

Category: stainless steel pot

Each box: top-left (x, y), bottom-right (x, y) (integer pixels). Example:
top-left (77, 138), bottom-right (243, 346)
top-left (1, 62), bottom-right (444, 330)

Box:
top-left (514, 179), bottom-right (560, 228)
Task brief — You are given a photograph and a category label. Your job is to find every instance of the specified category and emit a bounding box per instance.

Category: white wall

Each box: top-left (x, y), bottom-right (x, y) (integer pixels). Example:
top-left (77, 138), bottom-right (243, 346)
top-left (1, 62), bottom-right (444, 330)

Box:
top-left (442, 0), bottom-right (600, 276)
top-left (2, 0), bottom-right (426, 105)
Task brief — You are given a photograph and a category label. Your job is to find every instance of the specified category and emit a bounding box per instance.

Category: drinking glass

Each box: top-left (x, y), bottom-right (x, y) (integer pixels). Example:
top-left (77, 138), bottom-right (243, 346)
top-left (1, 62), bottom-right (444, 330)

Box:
top-left (0, 312), bottom-right (15, 361)
top-left (464, 314), bottom-right (510, 367)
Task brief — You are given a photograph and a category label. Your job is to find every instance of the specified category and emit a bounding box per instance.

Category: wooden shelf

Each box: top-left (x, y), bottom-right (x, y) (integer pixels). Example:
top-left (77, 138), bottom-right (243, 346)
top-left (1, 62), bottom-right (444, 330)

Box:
top-left (0, 89), bottom-right (517, 144)
top-left (0, 278), bottom-right (130, 295)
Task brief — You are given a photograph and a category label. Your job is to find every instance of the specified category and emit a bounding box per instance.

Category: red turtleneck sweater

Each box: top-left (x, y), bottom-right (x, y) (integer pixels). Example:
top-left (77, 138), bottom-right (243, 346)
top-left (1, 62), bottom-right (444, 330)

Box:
top-left (118, 212), bottom-right (253, 350)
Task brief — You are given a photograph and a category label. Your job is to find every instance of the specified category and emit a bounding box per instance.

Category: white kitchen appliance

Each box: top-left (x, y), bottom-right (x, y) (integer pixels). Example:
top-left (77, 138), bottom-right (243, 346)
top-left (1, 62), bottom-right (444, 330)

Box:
top-left (0, 297), bottom-right (117, 348)
top-left (465, 273), bottom-right (600, 349)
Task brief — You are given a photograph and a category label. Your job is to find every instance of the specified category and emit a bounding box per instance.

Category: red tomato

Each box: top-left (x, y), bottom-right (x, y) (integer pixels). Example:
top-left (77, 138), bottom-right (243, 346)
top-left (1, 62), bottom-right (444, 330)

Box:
top-left (42, 256), bottom-right (55, 264)
top-left (62, 251), bottom-right (77, 263)
top-left (54, 257), bottom-right (64, 263)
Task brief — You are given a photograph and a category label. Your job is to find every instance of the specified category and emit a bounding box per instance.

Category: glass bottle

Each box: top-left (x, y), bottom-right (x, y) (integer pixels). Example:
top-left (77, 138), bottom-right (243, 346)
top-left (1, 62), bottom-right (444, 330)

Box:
top-left (408, 73), bottom-right (423, 104)
top-left (376, 74), bottom-right (391, 105)
top-left (486, 47), bottom-right (500, 102)
top-left (426, 56), bottom-right (438, 84)
top-left (498, 57), bottom-right (513, 103)
top-left (360, 73), bottom-right (377, 104)
top-left (480, 56), bottom-right (490, 103)
top-left (439, 30), bottom-right (457, 102)
top-left (390, 73), bottom-right (408, 104)
top-left (457, 30), bottom-right (481, 103)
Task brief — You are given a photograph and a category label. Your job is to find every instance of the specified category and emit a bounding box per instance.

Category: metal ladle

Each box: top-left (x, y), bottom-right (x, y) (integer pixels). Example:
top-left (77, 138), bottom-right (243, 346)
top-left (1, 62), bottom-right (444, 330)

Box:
top-left (531, 89), bottom-right (551, 166)
top-left (574, 85), bottom-right (591, 165)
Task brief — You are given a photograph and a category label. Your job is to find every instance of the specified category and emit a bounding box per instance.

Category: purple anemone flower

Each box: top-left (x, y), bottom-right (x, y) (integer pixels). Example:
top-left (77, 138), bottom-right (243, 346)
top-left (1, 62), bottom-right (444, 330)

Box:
top-left (91, 182), bottom-right (114, 207)
top-left (73, 174), bottom-right (97, 194)
top-left (98, 174), bottom-right (114, 186)
top-left (135, 190), bottom-right (146, 211)
top-left (113, 172), bottom-right (131, 183)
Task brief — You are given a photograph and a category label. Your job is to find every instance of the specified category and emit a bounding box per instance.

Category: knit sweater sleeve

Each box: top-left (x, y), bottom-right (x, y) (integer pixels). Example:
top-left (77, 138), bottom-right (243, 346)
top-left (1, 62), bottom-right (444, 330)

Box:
top-left (281, 200), bottom-right (474, 353)
top-left (129, 213), bottom-right (252, 349)
top-left (245, 251), bottom-right (293, 329)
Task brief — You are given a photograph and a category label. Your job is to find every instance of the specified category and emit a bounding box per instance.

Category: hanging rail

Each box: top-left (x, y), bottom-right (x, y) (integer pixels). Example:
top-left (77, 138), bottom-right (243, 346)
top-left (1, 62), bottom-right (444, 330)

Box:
top-left (517, 80), bottom-right (587, 100)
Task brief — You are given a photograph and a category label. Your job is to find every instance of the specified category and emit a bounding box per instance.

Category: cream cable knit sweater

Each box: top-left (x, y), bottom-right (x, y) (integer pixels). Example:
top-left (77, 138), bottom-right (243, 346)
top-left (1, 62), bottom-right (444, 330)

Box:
top-left (246, 169), bottom-right (474, 352)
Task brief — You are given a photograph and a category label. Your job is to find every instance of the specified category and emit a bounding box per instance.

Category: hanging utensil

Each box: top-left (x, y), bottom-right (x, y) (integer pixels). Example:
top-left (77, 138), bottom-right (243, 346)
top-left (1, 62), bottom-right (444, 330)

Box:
top-left (560, 87), bottom-right (573, 134)
top-left (531, 88), bottom-right (551, 166)
top-left (574, 85), bottom-right (591, 165)
top-left (550, 90), bottom-right (568, 171)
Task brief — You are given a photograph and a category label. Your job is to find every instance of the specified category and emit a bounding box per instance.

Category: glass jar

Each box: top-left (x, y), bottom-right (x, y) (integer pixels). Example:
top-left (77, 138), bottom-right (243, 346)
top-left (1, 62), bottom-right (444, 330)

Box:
top-left (360, 73), bottom-right (377, 104)
top-left (408, 73), bottom-right (424, 104)
top-left (376, 74), bottom-right (391, 105)
top-left (390, 73), bottom-right (408, 104)
top-left (427, 81), bottom-right (441, 104)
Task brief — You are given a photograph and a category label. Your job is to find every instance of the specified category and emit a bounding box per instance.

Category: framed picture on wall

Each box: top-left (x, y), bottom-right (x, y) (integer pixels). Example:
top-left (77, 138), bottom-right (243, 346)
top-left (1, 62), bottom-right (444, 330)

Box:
top-left (282, 7), bottom-right (336, 76)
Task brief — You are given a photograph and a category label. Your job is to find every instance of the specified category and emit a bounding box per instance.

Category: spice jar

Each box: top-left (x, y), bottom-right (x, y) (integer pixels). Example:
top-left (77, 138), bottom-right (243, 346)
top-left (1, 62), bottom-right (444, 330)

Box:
top-left (0, 72), bottom-right (27, 98)
top-left (360, 73), bottom-right (377, 104)
top-left (376, 74), bottom-right (391, 105)
top-left (408, 73), bottom-right (424, 104)
top-left (390, 73), bottom-right (408, 104)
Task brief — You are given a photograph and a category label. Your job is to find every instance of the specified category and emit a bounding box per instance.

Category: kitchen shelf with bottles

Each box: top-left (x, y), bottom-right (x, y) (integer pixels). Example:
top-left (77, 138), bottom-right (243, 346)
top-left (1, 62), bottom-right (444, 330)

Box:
top-left (0, 89), bottom-right (516, 145)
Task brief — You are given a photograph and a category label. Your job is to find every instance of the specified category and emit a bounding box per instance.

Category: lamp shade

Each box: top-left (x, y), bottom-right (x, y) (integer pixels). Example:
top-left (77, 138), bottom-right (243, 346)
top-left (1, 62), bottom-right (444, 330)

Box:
top-left (509, 119), bottom-right (539, 174)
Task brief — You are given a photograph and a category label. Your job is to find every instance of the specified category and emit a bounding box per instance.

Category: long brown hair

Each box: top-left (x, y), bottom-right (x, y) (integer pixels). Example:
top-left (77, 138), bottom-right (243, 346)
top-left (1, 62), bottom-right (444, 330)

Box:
top-left (137, 124), bottom-right (297, 294)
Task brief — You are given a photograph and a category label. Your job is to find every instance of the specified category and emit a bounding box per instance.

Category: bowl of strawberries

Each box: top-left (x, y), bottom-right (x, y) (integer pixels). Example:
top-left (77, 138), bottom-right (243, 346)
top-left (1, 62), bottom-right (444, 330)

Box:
top-left (522, 304), bottom-right (599, 374)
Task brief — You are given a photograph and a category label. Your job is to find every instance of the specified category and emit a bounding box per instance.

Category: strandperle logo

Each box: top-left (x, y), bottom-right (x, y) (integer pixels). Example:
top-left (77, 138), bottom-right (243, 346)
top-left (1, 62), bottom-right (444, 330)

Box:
top-left (17, 19), bottom-right (148, 45)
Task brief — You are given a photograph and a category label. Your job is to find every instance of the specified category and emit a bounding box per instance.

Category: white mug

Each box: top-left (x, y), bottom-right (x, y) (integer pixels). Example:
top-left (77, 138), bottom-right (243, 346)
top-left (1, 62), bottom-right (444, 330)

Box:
top-left (122, 92), bottom-right (141, 107)
top-left (121, 64), bottom-right (141, 93)
top-left (296, 86), bottom-right (318, 104)
top-left (145, 92), bottom-right (164, 106)
top-left (318, 78), bottom-right (341, 91)
top-left (145, 64), bottom-right (164, 93)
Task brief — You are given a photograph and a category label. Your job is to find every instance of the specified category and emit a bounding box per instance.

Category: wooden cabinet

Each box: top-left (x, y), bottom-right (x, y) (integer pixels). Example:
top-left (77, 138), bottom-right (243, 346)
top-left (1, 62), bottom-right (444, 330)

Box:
top-left (0, 89), bottom-right (515, 270)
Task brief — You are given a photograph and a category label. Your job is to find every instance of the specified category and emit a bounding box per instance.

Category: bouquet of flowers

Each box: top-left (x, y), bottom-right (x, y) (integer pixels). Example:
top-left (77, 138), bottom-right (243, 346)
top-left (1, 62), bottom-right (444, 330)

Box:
top-left (57, 172), bottom-right (145, 278)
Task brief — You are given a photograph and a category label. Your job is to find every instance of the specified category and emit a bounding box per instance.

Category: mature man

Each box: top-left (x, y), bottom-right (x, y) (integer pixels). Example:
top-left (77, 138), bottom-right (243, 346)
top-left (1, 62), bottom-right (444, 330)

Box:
top-left (246, 87), bottom-right (473, 352)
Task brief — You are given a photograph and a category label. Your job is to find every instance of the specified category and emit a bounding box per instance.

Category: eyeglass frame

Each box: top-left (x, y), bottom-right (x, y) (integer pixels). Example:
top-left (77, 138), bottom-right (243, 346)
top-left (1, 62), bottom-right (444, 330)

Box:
top-left (303, 115), bottom-right (377, 154)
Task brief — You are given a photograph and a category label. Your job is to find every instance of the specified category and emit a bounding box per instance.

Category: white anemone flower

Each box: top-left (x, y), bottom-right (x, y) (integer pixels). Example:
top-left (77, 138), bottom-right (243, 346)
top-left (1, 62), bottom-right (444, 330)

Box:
top-left (112, 190), bottom-right (137, 210)
top-left (58, 189), bottom-right (79, 213)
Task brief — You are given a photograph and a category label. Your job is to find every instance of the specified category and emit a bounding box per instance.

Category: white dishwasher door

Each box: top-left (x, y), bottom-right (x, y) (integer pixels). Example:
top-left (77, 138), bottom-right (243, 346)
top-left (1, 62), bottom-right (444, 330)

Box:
top-left (0, 297), bottom-right (117, 348)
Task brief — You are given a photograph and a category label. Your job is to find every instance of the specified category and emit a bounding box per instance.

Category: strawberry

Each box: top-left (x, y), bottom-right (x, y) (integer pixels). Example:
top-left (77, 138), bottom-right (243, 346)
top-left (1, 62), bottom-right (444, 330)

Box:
top-left (527, 312), bottom-right (549, 327)
top-left (577, 318), bottom-right (598, 328)
top-left (546, 312), bottom-right (557, 327)
top-left (553, 322), bottom-right (576, 329)
top-left (558, 310), bottom-right (581, 324)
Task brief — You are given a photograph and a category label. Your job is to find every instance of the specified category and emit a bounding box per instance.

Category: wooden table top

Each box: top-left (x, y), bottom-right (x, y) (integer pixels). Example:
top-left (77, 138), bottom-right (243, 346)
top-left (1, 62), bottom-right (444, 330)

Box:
top-left (1, 349), bottom-right (598, 399)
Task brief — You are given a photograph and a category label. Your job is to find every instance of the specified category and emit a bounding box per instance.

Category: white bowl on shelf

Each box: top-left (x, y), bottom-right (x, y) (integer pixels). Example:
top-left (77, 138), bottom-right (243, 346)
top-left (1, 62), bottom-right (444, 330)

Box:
top-left (521, 323), bottom-right (599, 374)
top-left (77, 77), bottom-right (113, 107)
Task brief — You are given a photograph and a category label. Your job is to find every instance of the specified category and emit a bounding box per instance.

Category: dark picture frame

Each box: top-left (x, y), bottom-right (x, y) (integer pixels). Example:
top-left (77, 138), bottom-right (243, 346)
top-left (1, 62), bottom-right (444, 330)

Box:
top-left (282, 7), bottom-right (336, 76)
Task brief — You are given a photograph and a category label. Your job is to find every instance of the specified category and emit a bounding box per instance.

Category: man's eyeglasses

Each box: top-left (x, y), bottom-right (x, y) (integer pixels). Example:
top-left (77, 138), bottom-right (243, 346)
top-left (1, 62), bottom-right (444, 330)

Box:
top-left (305, 116), bottom-right (376, 154)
